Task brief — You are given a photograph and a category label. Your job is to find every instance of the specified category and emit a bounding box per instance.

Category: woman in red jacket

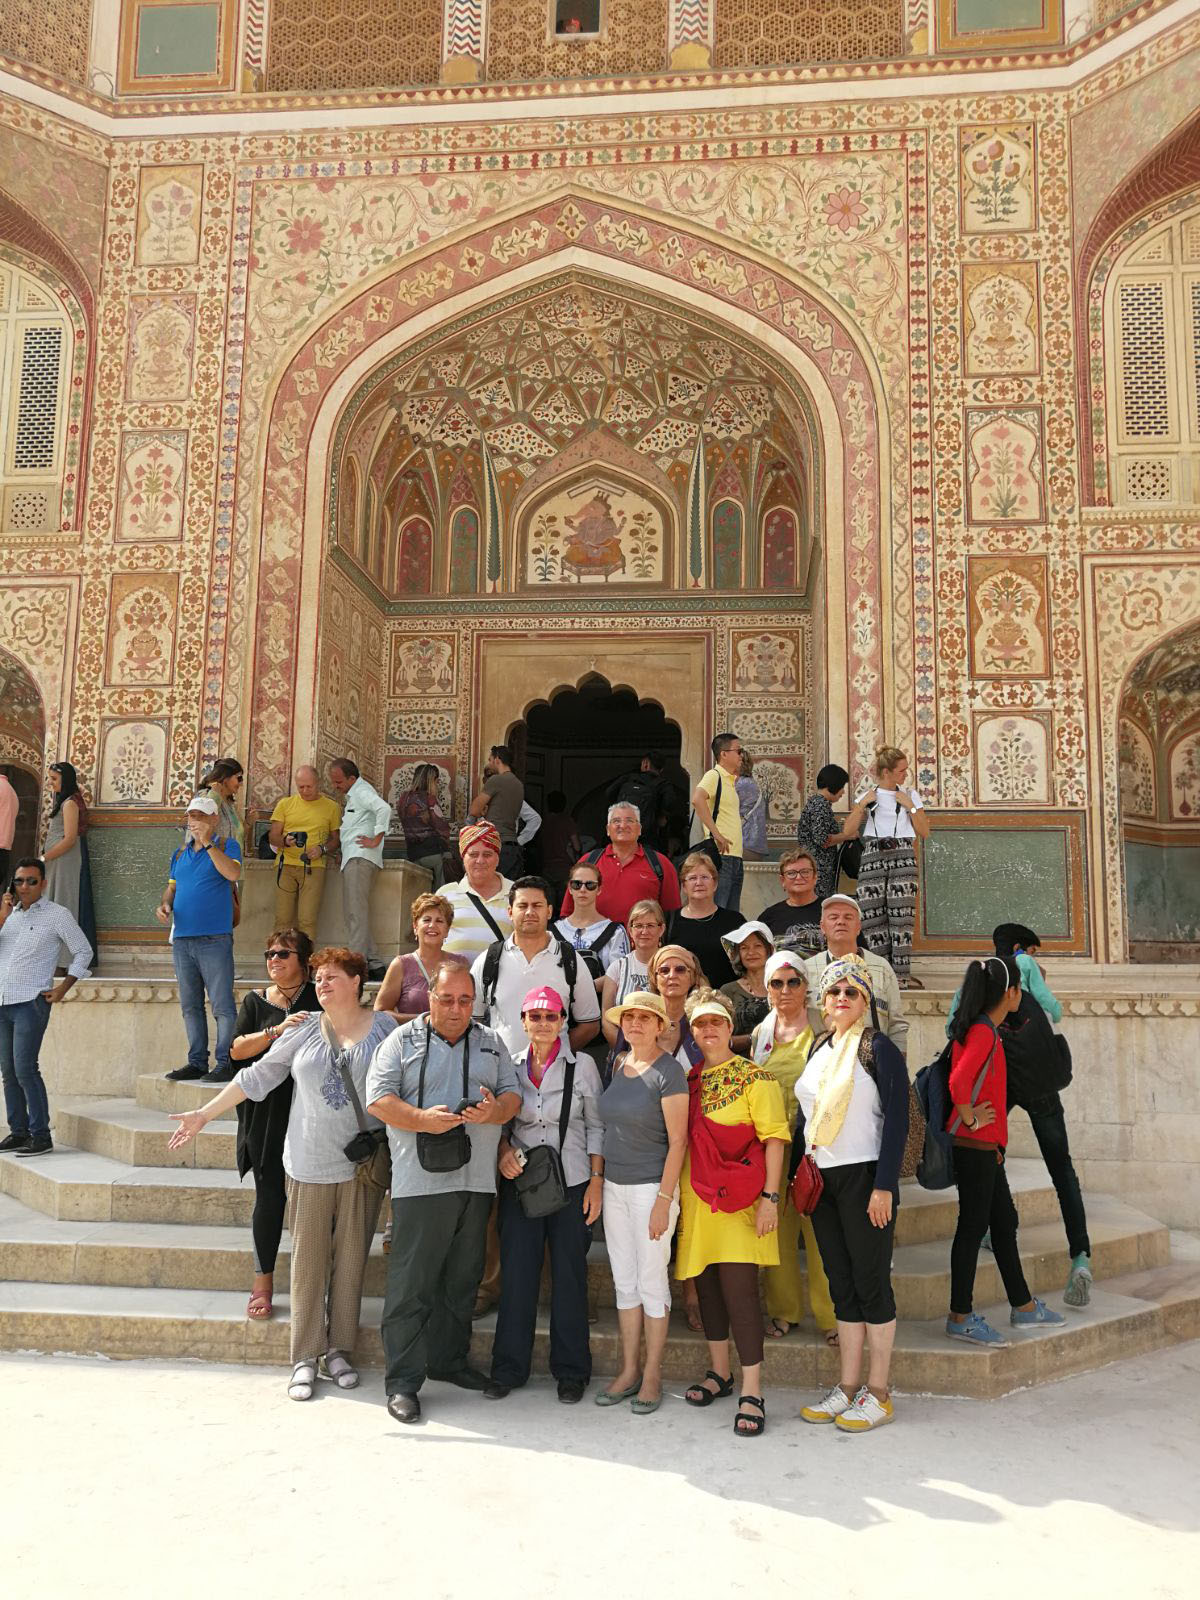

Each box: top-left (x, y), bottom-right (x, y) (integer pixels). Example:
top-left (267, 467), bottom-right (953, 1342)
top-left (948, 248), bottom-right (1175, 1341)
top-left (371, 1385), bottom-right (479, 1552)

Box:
top-left (945, 955), bottom-right (1065, 1347)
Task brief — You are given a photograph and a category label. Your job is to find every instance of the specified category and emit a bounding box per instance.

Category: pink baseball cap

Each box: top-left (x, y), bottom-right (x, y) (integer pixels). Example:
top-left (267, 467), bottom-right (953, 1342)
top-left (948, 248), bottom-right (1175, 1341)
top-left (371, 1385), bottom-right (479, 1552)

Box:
top-left (521, 985), bottom-right (565, 1015)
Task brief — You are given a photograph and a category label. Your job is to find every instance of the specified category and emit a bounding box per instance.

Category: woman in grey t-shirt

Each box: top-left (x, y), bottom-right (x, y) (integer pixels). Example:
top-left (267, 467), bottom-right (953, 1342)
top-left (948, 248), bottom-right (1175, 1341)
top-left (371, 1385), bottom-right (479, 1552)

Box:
top-left (169, 946), bottom-right (395, 1402)
top-left (596, 991), bottom-right (688, 1415)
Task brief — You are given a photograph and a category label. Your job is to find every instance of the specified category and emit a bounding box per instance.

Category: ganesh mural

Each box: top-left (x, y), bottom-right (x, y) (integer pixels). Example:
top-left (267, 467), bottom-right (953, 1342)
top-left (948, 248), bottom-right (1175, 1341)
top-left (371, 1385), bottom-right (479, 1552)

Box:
top-left (518, 473), bottom-right (670, 589)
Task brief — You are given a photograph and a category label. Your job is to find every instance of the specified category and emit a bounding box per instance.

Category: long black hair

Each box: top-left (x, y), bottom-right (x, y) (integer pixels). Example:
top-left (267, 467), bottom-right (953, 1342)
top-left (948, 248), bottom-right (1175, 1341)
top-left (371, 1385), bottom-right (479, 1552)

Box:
top-left (49, 760), bottom-right (81, 818)
top-left (949, 953), bottom-right (1021, 1045)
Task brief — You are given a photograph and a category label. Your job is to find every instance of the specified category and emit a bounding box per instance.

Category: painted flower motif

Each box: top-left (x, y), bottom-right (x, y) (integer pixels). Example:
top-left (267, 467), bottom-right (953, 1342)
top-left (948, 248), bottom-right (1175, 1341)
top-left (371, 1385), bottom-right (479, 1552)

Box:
top-left (285, 217), bottom-right (326, 254)
top-left (1119, 587), bottom-right (1163, 632)
top-left (824, 186), bottom-right (869, 234)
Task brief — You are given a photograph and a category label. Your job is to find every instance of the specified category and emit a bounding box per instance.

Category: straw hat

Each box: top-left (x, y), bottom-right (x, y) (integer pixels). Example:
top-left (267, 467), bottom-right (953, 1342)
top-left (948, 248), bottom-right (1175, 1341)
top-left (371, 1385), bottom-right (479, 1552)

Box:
top-left (604, 989), bottom-right (669, 1029)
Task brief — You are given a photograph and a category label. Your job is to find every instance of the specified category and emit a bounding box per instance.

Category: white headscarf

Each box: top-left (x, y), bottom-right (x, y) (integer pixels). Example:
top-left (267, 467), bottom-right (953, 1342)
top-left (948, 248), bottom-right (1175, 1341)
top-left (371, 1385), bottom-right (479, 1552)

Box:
top-left (752, 951), bottom-right (810, 1062)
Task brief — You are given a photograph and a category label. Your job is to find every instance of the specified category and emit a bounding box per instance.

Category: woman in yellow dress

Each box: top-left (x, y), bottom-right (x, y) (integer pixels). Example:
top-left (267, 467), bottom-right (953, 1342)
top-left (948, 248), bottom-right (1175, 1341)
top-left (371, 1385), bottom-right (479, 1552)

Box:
top-left (676, 989), bottom-right (790, 1437)
top-left (751, 951), bottom-right (839, 1346)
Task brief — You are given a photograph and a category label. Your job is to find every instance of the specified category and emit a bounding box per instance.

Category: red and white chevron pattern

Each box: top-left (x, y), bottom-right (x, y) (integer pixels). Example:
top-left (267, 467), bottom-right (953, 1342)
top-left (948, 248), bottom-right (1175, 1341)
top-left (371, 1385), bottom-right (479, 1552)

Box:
top-left (243, 0), bottom-right (267, 78)
top-left (671, 0), bottom-right (711, 49)
top-left (444, 0), bottom-right (484, 61)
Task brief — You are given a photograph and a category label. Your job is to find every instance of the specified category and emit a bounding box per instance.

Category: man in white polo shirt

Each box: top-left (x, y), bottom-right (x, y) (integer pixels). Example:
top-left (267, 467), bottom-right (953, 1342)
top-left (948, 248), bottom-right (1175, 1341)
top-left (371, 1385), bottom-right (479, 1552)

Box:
top-left (470, 876), bottom-right (600, 1058)
top-left (441, 821), bottom-right (513, 963)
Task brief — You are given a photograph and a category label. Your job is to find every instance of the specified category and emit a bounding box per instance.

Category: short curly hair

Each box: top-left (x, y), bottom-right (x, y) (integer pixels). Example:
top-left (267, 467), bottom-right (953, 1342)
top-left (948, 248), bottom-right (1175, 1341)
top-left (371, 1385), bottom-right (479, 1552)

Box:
top-left (410, 891), bottom-right (455, 932)
top-left (309, 945), bottom-right (368, 999)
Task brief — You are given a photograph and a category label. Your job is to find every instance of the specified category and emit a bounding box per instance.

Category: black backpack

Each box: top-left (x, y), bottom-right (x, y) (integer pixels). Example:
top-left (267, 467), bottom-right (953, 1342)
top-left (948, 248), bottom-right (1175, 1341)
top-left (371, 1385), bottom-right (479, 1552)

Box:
top-left (1000, 991), bottom-right (1072, 1104)
top-left (479, 935), bottom-right (580, 1026)
top-left (613, 773), bottom-right (660, 833)
top-left (570, 920), bottom-right (624, 981)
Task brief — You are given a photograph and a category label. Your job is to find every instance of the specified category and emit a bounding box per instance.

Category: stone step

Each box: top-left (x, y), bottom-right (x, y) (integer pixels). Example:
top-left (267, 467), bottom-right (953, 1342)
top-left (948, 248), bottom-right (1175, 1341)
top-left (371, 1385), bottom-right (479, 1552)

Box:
top-left (135, 1074), bottom-right (239, 1119)
top-left (0, 1147), bottom-right (254, 1226)
top-left (0, 1186), bottom-right (1167, 1322)
top-left (1, 1260), bottom-right (1197, 1399)
top-left (55, 1099), bottom-right (237, 1170)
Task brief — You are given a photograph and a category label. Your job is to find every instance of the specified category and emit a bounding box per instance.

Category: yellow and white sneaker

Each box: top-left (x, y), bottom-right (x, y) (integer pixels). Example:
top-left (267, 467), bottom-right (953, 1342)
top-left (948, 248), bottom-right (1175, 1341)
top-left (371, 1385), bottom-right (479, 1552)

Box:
top-left (801, 1383), bottom-right (854, 1424)
top-left (834, 1386), bottom-right (894, 1432)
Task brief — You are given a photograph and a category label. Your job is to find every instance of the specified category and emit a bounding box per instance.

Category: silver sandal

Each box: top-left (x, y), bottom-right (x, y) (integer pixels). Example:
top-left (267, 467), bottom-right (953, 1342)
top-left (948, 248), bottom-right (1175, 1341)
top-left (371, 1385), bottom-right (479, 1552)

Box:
top-left (323, 1351), bottom-right (359, 1390)
top-left (288, 1360), bottom-right (318, 1401)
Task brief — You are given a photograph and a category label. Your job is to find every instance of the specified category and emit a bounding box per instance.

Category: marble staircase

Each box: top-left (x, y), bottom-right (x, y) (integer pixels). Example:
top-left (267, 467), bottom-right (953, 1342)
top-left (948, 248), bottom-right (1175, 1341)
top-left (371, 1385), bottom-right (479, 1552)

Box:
top-left (2, 1075), bottom-right (1198, 1398)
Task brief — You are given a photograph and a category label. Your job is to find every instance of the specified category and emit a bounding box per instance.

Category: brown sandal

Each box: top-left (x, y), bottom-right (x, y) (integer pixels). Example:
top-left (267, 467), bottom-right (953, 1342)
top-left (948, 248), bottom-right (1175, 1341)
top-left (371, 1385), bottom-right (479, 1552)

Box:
top-left (247, 1289), bottom-right (273, 1320)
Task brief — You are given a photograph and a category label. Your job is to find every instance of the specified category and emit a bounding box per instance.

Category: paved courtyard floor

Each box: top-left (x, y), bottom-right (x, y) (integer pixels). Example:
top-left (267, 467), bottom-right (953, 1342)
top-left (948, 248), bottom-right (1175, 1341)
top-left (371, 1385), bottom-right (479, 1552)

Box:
top-left (6, 1343), bottom-right (1198, 1598)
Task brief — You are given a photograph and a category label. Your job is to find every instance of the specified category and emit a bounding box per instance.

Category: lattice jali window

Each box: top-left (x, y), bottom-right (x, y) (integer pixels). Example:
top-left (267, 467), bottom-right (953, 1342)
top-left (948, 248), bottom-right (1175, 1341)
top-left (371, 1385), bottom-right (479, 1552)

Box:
top-left (0, 261), bottom-right (70, 533)
top-left (1105, 207), bottom-right (1200, 506)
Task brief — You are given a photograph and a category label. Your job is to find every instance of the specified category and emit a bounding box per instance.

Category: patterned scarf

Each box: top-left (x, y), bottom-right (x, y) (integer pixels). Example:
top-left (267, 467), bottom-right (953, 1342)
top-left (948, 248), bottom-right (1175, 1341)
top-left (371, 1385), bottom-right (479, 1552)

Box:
top-left (807, 1017), bottom-right (867, 1150)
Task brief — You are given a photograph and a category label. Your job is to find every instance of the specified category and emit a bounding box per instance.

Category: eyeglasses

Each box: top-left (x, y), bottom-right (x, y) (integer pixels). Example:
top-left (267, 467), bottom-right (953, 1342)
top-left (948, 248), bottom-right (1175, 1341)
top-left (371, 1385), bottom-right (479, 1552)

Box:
top-left (568, 879), bottom-right (599, 891)
top-left (264, 948), bottom-right (294, 961)
top-left (825, 985), bottom-right (862, 1000)
top-left (782, 868), bottom-right (815, 879)
top-left (768, 976), bottom-right (805, 991)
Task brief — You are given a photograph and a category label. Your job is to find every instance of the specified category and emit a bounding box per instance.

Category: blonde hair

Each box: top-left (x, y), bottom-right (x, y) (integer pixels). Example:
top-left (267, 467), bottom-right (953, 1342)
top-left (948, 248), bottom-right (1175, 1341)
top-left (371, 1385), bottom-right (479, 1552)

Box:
top-left (679, 850), bottom-right (719, 886)
top-left (648, 944), bottom-right (701, 994)
top-left (411, 891), bottom-right (454, 931)
top-left (873, 745), bottom-right (906, 778)
top-left (685, 986), bottom-right (734, 1023)
top-left (626, 898), bottom-right (666, 930)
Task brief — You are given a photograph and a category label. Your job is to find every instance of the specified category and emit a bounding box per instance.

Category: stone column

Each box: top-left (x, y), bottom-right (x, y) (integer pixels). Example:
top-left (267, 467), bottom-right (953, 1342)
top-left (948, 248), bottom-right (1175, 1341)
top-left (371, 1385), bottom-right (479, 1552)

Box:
top-left (443, 0), bottom-right (488, 83)
top-left (668, 0), bottom-right (713, 70)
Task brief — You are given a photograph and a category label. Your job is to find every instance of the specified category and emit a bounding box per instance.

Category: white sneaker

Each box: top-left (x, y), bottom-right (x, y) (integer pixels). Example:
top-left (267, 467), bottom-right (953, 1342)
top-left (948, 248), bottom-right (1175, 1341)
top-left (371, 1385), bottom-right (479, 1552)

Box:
top-left (801, 1383), bottom-right (855, 1424)
top-left (835, 1387), bottom-right (895, 1432)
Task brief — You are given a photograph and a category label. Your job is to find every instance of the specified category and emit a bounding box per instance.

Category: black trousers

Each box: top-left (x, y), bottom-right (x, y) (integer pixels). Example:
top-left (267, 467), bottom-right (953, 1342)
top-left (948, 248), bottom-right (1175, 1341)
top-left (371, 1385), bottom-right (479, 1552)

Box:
top-left (251, 1153), bottom-right (287, 1275)
top-left (1020, 1091), bottom-right (1091, 1259)
top-left (381, 1191), bottom-right (491, 1395)
top-left (809, 1160), bottom-right (897, 1324)
top-left (950, 1145), bottom-right (1031, 1315)
top-left (491, 1177), bottom-right (592, 1386)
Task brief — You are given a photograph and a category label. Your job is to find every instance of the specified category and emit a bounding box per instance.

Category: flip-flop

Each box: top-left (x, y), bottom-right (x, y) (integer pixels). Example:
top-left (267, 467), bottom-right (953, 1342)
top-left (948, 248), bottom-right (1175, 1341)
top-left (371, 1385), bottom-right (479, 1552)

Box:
top-left (768, 1318), bottom-right (793, 1339)
top-left (247, 1290), bottom-right (273, 1321)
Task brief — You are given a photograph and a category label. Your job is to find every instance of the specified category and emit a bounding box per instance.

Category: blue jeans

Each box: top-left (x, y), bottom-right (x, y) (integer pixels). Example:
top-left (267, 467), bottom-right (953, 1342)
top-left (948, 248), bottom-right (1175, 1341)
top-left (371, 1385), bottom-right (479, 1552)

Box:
top-left (716, 853), bottom-right (744, 914)
top-left (0, 996), bottom-right (53, 1139)
top-left (172, 934), bottom-right (236, 1071)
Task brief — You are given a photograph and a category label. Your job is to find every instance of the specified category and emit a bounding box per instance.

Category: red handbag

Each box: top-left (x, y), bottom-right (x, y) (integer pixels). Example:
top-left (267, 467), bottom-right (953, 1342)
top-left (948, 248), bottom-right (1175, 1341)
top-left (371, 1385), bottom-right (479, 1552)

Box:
top-left (789, 1153), bottom-right (824, 1216)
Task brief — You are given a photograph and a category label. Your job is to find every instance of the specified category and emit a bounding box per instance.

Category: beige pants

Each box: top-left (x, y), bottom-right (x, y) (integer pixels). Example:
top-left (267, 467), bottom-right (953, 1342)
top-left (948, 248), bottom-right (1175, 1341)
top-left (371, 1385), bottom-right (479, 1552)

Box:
top-left (286, 1175), bottom-right (383, 1365)
top-left (274, 862), bottom-right (326, 941)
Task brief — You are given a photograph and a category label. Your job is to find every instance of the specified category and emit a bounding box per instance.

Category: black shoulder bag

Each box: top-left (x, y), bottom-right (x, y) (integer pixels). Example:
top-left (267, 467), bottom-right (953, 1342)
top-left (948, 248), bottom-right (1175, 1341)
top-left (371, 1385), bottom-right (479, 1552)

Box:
top-left (512, 1054), bottom-right (577, 1219)
top-left (677, 771), bottom-right (723, 876)
top-left (415, 1023), bottom-right (473, 1173)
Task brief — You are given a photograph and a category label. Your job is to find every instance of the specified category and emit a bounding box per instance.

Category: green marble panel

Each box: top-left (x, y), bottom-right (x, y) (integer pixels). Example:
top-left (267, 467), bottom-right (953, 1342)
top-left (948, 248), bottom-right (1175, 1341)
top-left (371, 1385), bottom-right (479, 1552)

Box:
top-left (135, 3), bottom-right (220, 78)
top-left (920, 825), bottom-right (1072, 942)
top-left (1125, 841), bottom-right (1200, 943)
top-left (954, 0), bottom-right (1045, 29)
top-left (90, 825), bottom-right (181, 931)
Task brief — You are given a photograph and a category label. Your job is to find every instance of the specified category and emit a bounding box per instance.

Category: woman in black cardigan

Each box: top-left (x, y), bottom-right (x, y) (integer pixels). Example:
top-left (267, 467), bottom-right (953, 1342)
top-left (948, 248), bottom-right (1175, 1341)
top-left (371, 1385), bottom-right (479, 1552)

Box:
top-left (227, 927), bottom-right (318, 1320)
top-left (789, 954), bottom-right (909, 1434)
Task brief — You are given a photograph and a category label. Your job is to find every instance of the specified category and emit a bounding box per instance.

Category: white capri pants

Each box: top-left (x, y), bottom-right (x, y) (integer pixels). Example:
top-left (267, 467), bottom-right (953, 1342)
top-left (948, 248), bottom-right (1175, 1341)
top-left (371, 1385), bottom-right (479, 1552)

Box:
top-left (603, 1179), bottom-right (680, 1318)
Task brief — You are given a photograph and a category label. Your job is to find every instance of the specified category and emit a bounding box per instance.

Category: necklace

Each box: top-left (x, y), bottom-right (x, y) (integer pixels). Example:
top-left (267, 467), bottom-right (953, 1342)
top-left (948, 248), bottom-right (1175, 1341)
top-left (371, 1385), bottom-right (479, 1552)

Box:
top-left (273, 981), bottom-right (306, 1010)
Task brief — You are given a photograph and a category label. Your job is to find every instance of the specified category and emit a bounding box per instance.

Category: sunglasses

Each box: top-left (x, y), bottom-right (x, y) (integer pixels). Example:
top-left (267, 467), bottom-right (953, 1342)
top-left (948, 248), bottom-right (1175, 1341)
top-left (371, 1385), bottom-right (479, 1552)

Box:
top-left (656, 963), bottom-right (691, 976)
top-left (568, 878), bottom-right (599, 890)
top-left (13, 877), bottom-right (40, 887)
top-left (768, 976), bottom-right (805, 990)
top-left (264, 948), bottom-right (295, 961)
top-left (825, 985), bottom-right (862, 999)
top-left (523, 1010), bottom-right (562, 1022)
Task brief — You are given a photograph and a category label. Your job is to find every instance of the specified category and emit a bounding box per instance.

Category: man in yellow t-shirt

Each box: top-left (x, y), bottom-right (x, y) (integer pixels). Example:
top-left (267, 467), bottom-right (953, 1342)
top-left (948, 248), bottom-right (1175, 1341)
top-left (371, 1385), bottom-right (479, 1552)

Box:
top-left (268, 765), bottom-right (343, 938)
top-left (691, 731), bottom-right (745, 915)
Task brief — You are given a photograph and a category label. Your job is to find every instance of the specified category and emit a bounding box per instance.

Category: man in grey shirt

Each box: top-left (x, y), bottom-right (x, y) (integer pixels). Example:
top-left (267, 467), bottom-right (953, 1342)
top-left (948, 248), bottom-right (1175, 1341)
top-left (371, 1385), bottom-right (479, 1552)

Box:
top-left (366, 961), bottom-right (520, 1425)
top-left (467, 743), bottom-right (525, 878)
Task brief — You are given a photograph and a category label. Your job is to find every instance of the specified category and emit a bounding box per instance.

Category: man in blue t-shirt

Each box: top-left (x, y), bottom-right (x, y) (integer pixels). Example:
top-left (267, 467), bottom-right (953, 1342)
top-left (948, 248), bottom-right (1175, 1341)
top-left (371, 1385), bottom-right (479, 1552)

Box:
top-left (155, 794), bottom-right (243, 1083)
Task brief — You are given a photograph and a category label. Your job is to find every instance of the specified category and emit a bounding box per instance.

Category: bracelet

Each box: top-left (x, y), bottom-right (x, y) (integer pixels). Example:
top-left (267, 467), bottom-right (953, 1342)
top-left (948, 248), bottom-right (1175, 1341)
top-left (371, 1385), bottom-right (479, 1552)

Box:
top-left (656, 1191), bottom-right (673, 1203)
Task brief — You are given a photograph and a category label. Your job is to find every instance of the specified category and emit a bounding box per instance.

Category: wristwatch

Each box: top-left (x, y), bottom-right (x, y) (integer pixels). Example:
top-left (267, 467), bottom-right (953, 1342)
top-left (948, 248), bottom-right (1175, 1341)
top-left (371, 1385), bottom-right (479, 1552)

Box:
top-left (761, 1190), bottom-right (780, 1203)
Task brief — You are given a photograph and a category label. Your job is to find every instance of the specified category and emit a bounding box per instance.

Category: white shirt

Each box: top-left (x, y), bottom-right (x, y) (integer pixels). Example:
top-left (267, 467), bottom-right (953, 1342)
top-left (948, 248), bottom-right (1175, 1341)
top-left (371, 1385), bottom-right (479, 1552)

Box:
top-left (795, 1035), bottom-right (883, 1170)
top-left (0, 898), bottom-right (93, 1004)
top-left (857, 785), bottom-right (923, 841)
top-left (470, 933), bottom-right (601, 1058)
top-left (517, 803), bottom-right (541, 846)
top-left (337, 777), bottom-right (394, 869)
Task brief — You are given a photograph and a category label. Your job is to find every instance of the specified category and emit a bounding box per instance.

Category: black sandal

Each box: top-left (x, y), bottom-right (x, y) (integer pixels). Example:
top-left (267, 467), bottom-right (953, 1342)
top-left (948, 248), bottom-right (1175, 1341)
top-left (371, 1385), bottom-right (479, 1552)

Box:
top-left (684, 1369), bottom-right (735, 1407)
top-left (734, 1394), bottom-right (766, 1436)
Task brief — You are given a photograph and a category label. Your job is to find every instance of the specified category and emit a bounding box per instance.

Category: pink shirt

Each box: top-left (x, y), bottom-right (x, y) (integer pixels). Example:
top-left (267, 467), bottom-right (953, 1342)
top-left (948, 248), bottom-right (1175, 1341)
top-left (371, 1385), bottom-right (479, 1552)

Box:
top-left (0, 776), bottom-right (17, 851)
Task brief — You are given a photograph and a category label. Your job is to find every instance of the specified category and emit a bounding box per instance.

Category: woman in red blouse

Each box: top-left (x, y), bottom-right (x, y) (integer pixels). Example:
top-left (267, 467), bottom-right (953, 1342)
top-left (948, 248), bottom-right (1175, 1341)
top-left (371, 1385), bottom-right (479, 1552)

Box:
top-left (945, 955), bottom-right (1065, 1347)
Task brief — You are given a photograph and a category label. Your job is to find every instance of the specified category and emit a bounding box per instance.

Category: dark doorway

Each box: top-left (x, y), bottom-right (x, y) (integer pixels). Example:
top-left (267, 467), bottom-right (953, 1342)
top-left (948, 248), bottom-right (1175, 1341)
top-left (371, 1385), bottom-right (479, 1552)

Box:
top-left (1, 766), bottom-right (40, 868)
top-left (509, 675), bottom-right (687, 855)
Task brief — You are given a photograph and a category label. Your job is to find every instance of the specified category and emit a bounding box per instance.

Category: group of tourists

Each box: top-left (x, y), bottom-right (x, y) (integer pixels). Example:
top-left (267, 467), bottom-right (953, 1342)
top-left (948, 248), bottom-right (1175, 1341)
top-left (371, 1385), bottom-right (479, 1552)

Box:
top-left (153, 790), bottom-right (1084, 1436)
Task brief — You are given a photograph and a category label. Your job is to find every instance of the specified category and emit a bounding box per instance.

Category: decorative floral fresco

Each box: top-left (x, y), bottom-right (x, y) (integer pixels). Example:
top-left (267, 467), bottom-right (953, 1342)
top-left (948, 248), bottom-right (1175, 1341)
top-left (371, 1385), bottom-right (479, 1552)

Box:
top-left (3, 12), bottom-right (1200, 957)
top-left (965, 407), bottom-right (1045, 525)
top-left (98, 719), bottom-right (169, 804)
top-left (1170, 731), bottom-right (1200, 820)
top-left (968, 556), bottom-right (1050, 678)
top-left (521, 476), bottom-right (667, 589)
top-left (1118, 717), bottom-right (1156, 818)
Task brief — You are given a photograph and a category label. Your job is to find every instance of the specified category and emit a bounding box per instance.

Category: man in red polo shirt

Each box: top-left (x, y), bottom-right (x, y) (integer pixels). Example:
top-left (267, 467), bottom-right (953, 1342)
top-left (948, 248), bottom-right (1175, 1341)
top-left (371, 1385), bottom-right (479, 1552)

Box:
top-left (560, 801), bottom-right (681, 925)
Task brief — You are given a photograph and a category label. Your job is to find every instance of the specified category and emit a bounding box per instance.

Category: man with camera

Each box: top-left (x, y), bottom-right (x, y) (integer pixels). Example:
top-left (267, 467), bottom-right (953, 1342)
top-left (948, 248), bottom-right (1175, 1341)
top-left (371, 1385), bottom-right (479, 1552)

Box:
top-left (0, 857), bottom-right (93, 1154)
top-left (268, 765), bottom-right (342, 940)
top-left (157, 795), bottom-right (243, 1083)
top-left (367, 961), bottom-right (520, 1425)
